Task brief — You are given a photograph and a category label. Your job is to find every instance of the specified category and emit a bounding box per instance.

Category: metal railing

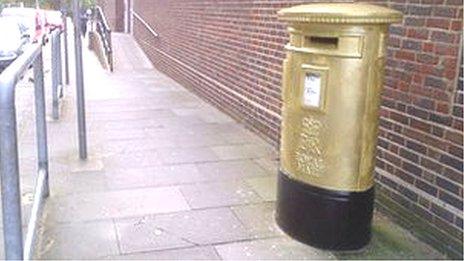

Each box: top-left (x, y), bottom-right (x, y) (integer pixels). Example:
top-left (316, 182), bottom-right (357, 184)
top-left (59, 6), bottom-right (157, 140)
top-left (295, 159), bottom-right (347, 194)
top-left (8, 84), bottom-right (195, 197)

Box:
top-left (51, 29), bottom-right (64, 119)
top-left (131, 10), bottom-right (159, 37)
top-left (94, 5), bottom-right (113, 72)
top-left (0, 43), bottom-right (49, 260)
top-left (0, 24), bottom-right (71, 259)
top-left (62, 11), bottom-right (70, 85)
top-left (0, 1), bottom-right (89, 257)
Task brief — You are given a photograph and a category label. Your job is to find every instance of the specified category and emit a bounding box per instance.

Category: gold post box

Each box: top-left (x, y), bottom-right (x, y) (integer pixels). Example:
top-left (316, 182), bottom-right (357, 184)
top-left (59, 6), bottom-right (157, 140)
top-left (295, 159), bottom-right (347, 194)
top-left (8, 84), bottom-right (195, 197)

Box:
top-left (276, 4), bottom-right (402, 250)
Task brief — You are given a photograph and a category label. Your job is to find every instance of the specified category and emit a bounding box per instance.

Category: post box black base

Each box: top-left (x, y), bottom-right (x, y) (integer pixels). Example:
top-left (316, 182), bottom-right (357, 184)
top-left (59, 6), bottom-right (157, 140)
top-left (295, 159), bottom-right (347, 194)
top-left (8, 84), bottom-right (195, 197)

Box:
top-left (276, 170), bottom-right (374, 251)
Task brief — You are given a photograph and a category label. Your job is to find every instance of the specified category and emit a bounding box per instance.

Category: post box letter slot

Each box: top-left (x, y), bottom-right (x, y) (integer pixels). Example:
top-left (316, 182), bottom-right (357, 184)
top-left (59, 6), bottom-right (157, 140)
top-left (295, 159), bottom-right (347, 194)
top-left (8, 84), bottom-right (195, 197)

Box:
top-left (306, 36), bottom-right (339, 49)
top-left (300, 35), bottom-right (364, 58)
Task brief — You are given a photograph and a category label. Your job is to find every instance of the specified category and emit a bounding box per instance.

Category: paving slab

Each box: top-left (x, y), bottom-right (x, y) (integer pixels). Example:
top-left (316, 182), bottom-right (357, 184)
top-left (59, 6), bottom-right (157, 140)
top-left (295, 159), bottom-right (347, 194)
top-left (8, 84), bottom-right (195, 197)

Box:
top-left (231, 202), bottom-right (284, 239)
top-left (38, 220), bottom-right (119, 260)
top-left (45, 186), bottom-right (190, 223)
top-left (105, 164), bottom-right (203, 190)
top-left (179, 181), bottom-right (264, 209)
top-left (103, 150), bottom-right (163, 169)
top-left (211, 144), bottom-right (277, 161)
top-left (115, 218), bottom-right (194, 254)
top-left (115, 208), bottom-right (252, 247)
top-left (215, 237), bottom-right (335, 260)
top-left (108, 246), bottom-right (221, 260)
top-left (245, 176), bottom-right (278, 202)
top-left (157, 147), bottom-right (220, 165)
top-left (49, 169), bottom-right (109, 195)
top-left (196, 160), bottom-right (269, 180)
top-left (105, 160), bottom-right (269, 191)
top-left (254, 157), bottom-right (279, 174)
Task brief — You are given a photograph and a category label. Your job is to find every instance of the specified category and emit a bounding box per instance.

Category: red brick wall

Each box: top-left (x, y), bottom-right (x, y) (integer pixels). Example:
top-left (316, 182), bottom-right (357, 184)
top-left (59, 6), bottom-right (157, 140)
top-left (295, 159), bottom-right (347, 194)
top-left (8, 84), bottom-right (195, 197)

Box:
top-left (114, 0), bottom-right (125, 32)
top-left (96, 0), bottom-right (124, 32)
top-left (365, 0), bottom-right (463, 258)
top-left (104, 0), bottom-right (463, 257)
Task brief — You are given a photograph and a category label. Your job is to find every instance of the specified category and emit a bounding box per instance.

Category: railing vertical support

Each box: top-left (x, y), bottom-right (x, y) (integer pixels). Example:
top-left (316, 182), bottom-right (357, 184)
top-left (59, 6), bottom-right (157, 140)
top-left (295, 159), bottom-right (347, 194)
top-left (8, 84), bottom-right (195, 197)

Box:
top-left (51, 31), bottom-right (60, 119)
top-left (23, 49), bottom-right (50, 261)
top-left (95, 6), bottom-right (114, 72)
top-left (33, 51), bottom-right (50, 198)
top-left (58, 32), bottom-right (63, 98)
top-left (73, 0), bottom-right (88, 160)
top-left (108, 30), bottom-right (113, 72)
top-left (63, 12), bottom-right (70, 85)
top-left (0, 81), bottom-right (24, 261)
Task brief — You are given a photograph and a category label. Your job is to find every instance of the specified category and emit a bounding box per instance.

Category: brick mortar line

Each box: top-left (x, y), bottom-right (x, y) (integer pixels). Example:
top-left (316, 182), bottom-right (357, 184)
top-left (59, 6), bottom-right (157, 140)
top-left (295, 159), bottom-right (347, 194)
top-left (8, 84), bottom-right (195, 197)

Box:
top-left (377, 138), bottom-right (458, 177)
top-left (166, 56), bottom-right (283, 102)
top-left (380, 114), bottom-right (462, 153)
top-left (380, 108), bottom-right (460, 134)
top-left (382, 84), bottom-right (455, 104)
top-left (378, 145), bottom-right (462, 193)
top-left (376, 168), bottom-right (462, 217)
top-left (377, 177), bottom-right (463, 235)
top-left (165, 39), bottom-right (285, 82)
top-left (382, 94), bottom-right (460, 114)
top-left (378, 147), bottom-right (463, 209)
top-left (448, 35), bottom-right (463, 116)
top-left (377, 126), bottom-right (462, 175)
top-left (376, 184), bottom-right (463, 244)
top-left (378, 129), bottom-right (462, 173)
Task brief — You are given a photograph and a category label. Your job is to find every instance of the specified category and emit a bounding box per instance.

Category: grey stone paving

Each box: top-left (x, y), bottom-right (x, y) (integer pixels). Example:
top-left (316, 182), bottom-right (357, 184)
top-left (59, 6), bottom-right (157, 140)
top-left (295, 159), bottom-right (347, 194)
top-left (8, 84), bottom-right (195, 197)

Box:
top-left (24, 33), bottom-right (446, 259)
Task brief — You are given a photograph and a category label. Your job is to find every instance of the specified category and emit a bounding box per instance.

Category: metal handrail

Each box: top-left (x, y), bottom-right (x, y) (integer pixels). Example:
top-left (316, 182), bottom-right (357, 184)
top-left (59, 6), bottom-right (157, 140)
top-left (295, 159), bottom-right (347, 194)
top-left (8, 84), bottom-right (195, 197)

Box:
top-left (62, 11), bottom-right (70, 85)
top-left (0, 43), bottom-right (49, 260)
top-left (95, 5), bottom-right (113, 72)
top-left (131, 10), bottom-right (159, 37)
top-left (51, 29), bottom-right (64, 119)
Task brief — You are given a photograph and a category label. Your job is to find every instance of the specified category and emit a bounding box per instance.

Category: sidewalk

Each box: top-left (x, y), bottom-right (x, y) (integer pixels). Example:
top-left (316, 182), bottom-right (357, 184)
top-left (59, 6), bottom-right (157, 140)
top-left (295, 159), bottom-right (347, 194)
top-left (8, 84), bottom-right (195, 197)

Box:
top-left (34, 33), bottom-right (444, 260)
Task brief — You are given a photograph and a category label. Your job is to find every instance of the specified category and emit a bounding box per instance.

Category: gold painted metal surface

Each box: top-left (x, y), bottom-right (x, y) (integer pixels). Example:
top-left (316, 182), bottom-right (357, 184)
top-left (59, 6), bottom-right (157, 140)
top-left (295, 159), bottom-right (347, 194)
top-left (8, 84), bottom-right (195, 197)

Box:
top-left (278, 3), bottom-right (403, 24)
top-left (279, 4), bottom-right (402, 192)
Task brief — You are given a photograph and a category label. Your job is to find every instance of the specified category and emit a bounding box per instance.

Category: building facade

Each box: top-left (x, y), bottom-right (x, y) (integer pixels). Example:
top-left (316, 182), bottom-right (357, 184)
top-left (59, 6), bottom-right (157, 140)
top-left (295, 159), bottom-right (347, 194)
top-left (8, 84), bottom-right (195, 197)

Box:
top-left (98, 0), bottom-right (463, 258)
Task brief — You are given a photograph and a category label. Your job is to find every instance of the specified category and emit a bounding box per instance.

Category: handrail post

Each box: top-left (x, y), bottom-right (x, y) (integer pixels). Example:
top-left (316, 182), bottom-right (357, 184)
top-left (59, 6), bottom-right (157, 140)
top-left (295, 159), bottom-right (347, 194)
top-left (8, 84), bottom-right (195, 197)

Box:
top-left (51, 30), bottom-right (60, 119)
top-left (0, 79), bottom-right (24, 261)
top-left (33, 50), bottom-right (50, 198)
top-left (108, 30), bottom-right (113, 72)
top-left (73, 0), bottom-right (88, 160)
top-left (58, 31), bottom-right (63, 98)
top-left (23, 50), bottom-right (50, 260)
top-left (63, 10), bottom-right (70, 85)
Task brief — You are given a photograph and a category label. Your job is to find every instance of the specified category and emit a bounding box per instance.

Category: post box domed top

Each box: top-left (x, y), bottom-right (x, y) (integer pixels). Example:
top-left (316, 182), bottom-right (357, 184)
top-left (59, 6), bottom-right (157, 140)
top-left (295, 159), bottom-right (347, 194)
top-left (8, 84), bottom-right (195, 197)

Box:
top-left (278, 3), bottom-right (403, 24)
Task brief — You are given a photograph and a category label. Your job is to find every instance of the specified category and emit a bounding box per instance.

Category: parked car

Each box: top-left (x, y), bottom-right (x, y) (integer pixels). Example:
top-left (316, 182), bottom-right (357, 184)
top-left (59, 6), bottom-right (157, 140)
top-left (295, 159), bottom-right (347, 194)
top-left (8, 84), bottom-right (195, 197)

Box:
top-left (0, 7), bottom-right (47, 43)
top-left (0, 17), bottom-right (30, 72)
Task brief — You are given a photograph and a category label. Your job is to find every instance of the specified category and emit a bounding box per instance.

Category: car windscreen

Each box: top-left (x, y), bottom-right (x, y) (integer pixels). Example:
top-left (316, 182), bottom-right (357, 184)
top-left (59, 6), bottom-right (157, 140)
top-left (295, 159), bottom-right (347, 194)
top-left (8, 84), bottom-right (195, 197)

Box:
top-left (1, 10), bottom-right (36, 36)
top-left (0, 21), bottom-right (22, 55)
